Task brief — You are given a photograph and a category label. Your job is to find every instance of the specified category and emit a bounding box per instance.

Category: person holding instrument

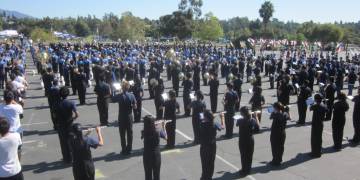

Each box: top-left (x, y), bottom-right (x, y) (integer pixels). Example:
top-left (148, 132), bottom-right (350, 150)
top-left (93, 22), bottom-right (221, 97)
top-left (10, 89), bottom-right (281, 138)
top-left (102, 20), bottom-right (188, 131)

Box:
top-left (69, 124), bottom-right (104, 180)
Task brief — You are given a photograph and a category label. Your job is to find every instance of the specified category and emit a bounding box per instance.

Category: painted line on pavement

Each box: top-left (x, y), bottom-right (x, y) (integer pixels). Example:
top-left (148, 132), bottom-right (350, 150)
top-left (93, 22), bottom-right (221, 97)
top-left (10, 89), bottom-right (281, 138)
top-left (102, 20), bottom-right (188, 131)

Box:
top-left (142, 107), bottom-right (257, 180)
top-left (22, 122), bottom-right (49, 126)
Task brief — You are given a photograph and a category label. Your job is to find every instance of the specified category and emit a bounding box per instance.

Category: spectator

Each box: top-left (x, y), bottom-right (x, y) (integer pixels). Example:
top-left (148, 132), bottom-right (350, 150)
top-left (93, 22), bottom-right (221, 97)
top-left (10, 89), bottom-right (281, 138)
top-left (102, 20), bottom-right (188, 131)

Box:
top-left (0, 117), bottom-right (23, 180)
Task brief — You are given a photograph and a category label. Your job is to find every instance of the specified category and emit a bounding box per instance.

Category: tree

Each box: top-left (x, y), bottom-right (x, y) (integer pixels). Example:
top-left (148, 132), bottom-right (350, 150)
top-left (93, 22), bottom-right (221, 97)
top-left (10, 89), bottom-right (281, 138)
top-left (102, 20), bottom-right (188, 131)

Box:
top-left (259, 1), bottom-right (274, 30)
top-left (194, 13), bottom-right (223, 41)
top-left (178, 0), bottom-right (203, 18)
top-left (74, 20), bottom-right (91, 37)
top-left (159, 11), bottom-right (194, 40)
top-left (113, 12), bottom-right (147, 41)
top-left (311, 24), bottom-right (344, 45)
top-left (30, 28), bottom-right (57, 42)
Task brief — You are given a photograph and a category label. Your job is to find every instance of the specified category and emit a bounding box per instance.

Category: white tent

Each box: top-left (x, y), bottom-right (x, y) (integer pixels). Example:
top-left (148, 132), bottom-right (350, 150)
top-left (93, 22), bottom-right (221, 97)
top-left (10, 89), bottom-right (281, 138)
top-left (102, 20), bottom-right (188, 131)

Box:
top-left (0, 30), bottom-right (19, 37)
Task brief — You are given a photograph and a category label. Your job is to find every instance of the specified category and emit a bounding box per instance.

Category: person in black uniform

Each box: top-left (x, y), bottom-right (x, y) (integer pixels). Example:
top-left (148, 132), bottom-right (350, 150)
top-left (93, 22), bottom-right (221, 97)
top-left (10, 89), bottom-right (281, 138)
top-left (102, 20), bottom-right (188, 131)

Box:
top-left (142, 115), bottom-right (162, 180)
top-left (332, 92), bottom-right (349, 151)
top-left (112, 81), bottom-right (137, 155)
top-left (309, 94), bottom-right (328, 157)
top-left (131, 77), bottom-right (144, 123)
top-left (277, 76), bottom-right (294, 106)
top-left (74, 68), bottom-right (88, 105)
top-left (163, 90), bottom-right (180, 149)
top-left (233, 74), bottom-right (243, 111)
top-left (237, 106), bottom-right (260, 176)
top-left (69, 61), bottom-right (78, 95)
top-left (182, 73), bottom-right (193, 116)
top-left (223, 83), bottom-right (239, 138)
top-left (269, 102), bottom-right (290, 166)
top-left (148, 65), bottom-right (160, 99)
top-left (42, 67), bottom-right (55, 97)
top-left (94, 77), bottom-right (111, 126)
top-left (199, 110), bottom-right (218, 180)
top-left (349, 87), bottom-right (360, 144)
top-left (193, 60), bottom-right (201, 91)
top-left (208, 73), bottom-right (219, 113)
top-left (296, 82), bottom-right (312, 125)
top-left (69, 124), bottom-right (104, 180)
top-left (154, 79), bottom-right (165, 120)
top-left (347, 69), bottom-right (357, 95)
top-left (57, 87), bottom-right (79, 163)
top-left (325, 77), bottom-right (336, 121)
top-left (171, 63), bottom-right (181, 97)
top-left (249, 86), bottom-right (265, 123)
top-left (190, 90), bottom-right (206, 144)
top-left (48, 79), bottom-right (61, 130)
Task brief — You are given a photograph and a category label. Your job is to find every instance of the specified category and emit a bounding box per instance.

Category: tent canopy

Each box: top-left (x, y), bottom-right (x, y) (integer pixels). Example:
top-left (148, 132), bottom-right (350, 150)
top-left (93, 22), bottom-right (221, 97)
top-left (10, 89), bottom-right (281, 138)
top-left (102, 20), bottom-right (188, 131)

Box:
top-left (0, 30), bottom-right (19, 37)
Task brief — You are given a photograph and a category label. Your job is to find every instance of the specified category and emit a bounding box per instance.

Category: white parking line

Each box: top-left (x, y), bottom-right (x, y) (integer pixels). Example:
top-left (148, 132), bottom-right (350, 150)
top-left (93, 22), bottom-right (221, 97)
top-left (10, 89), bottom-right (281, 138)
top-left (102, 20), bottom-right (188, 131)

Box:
top-left (22, 122), bottom-right (49, 126)
top-left (142, 107), bottom-right (257, 180)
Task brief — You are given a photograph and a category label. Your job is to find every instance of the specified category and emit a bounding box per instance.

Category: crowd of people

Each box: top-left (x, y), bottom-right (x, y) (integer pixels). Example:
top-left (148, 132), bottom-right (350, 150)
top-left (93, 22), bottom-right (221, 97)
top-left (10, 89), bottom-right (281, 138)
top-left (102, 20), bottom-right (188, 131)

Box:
top-left (1, 39), bottom-right (360, 179)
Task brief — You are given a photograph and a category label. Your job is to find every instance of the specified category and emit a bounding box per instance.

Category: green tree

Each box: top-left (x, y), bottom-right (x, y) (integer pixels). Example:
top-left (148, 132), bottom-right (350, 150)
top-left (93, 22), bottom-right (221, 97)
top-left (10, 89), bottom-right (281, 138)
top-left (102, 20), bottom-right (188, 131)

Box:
top-left (114, 12), bottom-right (147, 41)
top-left (178, 0), bottom-right (203, 18)
top-left (259, 1), bottom-right (274, 30)
top-left (30, 28), bottom-right (57, 42)
top-left (74, 20), bottom-right (91, 37)
top-left (194, 13), bottom-right (223, 41)
top-left (311, 24), bottom-right (344, 45)
top-left (159, 11), bottom-right (193, 40)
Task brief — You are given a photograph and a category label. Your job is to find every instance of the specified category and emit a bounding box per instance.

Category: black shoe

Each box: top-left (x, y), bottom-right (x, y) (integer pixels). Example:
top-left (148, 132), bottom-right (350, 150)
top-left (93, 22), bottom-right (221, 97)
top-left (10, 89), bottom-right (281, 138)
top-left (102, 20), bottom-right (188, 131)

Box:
top-left (296, 121), bottom-right (305, 125)
top-left (268, 161), bottom-right (281, 166)
top-left (349, 139), bottom-right (359, 145)
top-left (238, 170), bottom-right (250, 177)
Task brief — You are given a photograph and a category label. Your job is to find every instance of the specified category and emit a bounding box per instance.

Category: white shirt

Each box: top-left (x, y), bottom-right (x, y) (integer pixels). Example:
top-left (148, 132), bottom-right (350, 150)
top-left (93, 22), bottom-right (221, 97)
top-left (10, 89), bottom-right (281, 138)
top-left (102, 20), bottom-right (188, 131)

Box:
top-left (11, 81), bottom-right (24, 92)
top-left (0, 104), bottom-right (23, 133)
top-left (0, 133), bottom-right (22, 177)
top-left (15, 76), bottom-right (27, 87)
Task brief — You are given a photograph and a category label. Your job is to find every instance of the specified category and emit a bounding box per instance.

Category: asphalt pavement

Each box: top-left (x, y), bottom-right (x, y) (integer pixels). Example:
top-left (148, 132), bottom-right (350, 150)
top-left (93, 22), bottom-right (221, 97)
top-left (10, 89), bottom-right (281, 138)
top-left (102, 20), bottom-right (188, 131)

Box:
top-left (19, 58), bottom-right (360, 180)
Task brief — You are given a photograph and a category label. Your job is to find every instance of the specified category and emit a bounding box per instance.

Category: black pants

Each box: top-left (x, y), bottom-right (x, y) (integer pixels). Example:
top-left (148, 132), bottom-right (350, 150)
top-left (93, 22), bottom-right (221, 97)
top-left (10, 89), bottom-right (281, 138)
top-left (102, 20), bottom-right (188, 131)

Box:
top-left (183, 95), bottom-right (191, 116)
top-left (134, 99), bottom-right (142, 122)
top-left (72, 161), bottom-right (95, 180)
top-left (155, 99), bottom-right (163, 120)
top-left (119, 120), bottom-right (133, 153)
top-left (332, 121), bottom-right (345, 149)
top-left (0, 75), bottom-right (4, 89)
top-left (0, 172), bottom-right (24, 180)
top-left (210, 93), bottom-right (217, 113)
top-left (311, 124), bottom-right (323, 156)
top-left (58, 128), bottom-right (72, 162)
top-left (78, 87), bottom-right (86, 104)
top-left (239, 138), bottom-right (254, 174)
top-left (192, 117), bottom-right (200, 143)
top-left (225, 113), bottom-right (234, 138)
top-left (270, 132), bottom-right (286, 163)
top-left (297, 102), bottom-right (307, 124)
top-left (97, 98), bottom-right (109, 125)
top-left (325, 101), bottom-right (334, 121)
top-left (353, 118), bottom-right (360, 142)
top-left (165, 121), bottom-right (176, 147)
top-left (200, 143), bottom-right (216, 180)
top-left (143, 150), bottom-right (161, 180)
top-left (71, 80), bottom-right (77, 95)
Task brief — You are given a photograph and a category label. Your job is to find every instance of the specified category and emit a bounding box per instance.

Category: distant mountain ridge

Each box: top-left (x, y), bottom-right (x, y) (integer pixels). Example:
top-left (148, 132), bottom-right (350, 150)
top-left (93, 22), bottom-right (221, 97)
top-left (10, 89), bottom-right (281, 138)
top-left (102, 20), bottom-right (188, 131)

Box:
top-left (0, 9), bottom-right (34, 19)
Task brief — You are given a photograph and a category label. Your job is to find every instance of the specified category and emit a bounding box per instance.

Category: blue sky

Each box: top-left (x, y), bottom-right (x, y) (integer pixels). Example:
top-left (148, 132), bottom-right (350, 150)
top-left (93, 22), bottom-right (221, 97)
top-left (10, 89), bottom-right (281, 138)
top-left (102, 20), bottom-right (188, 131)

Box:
top-left (1, 0), bottom-right (359, 23)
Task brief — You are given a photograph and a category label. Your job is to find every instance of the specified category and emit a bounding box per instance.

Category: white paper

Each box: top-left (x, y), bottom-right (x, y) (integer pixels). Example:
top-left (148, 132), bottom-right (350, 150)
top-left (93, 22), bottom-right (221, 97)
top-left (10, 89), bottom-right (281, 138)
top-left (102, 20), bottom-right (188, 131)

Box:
top-left (113, 83), bottom-right (121, 91)
top-left (162, 93), bottom-right (169, 100)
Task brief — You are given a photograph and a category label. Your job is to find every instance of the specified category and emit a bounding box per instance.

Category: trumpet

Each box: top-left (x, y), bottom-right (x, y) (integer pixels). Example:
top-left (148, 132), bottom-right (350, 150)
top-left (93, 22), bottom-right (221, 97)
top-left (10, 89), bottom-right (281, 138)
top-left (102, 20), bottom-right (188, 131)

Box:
top-left (228, 73), bottom-right (234, 80)
top-left (179, 72), bottom-right (185, 81)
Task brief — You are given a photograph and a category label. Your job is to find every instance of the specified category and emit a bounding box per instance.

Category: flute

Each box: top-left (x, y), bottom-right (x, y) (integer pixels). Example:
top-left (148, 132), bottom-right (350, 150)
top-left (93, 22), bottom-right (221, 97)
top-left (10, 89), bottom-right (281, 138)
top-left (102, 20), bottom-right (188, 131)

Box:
top-left (81, 125), bottom-right (107, 132)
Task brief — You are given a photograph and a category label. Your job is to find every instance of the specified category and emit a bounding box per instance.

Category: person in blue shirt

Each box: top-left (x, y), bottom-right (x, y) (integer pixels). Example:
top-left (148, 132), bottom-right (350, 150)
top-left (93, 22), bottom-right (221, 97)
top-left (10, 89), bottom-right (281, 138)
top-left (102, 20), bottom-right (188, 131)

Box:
top-left (112, 81), bottom-right (137, 155)
top-left (57, 87), bottom-right (79, 163)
